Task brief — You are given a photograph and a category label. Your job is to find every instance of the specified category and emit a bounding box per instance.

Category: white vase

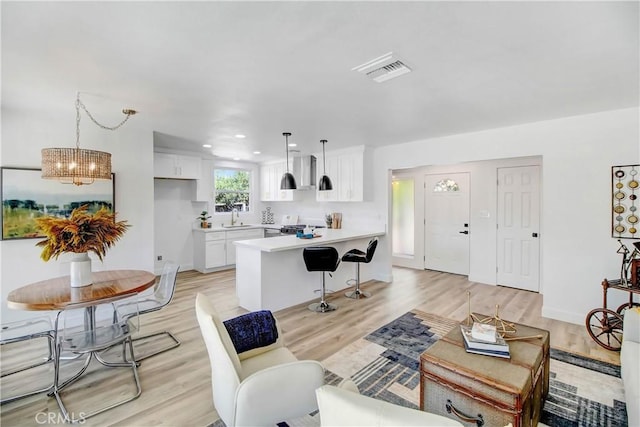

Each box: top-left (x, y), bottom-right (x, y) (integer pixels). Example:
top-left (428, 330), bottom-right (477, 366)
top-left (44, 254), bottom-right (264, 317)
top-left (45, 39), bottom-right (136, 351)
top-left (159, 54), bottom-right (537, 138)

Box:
top-left (70, 252), bottom-right (92, 287)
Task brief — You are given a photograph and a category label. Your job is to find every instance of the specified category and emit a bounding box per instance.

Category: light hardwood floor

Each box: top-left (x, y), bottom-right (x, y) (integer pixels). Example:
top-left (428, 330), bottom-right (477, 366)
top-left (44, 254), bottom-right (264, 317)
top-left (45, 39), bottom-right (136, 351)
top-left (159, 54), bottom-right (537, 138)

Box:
top-left (1, 267), bottom-right (619, 426)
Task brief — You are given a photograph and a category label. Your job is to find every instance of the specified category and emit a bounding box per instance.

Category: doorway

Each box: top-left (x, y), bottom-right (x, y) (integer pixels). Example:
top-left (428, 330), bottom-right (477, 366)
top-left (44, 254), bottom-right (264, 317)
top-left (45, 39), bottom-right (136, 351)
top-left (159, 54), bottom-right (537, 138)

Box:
top-left (424, 173), bottom-right (470, 275)
top-left (392, 176), bottom-right (415, 266)
top-left (496, 166), bottom-right (541, 292)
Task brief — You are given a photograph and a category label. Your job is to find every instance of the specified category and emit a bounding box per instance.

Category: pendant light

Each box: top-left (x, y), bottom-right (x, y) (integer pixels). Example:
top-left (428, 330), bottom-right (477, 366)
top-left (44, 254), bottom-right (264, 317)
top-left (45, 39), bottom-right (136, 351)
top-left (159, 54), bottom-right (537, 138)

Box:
top-left (41, 92), bottom-right (136, 186)
top-left (318, 139), bottom-right (333, 191)
top-left (280, 132), bottom-right (297, 190)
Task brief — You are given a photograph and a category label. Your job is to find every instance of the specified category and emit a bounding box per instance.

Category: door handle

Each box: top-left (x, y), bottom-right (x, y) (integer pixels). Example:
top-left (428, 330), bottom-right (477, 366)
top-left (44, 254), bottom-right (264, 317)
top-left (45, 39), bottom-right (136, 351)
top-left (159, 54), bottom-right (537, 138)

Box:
top-left (532, 233), bottom-right (538, 238)
top-left (459, 231), bottom-right (469, 235)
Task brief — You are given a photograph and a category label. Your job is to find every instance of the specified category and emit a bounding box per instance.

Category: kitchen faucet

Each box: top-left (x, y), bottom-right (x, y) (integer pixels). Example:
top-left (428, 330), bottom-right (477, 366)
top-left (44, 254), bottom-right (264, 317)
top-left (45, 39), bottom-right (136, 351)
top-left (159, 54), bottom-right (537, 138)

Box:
top-left (231, 208), bottom-right (238, 226)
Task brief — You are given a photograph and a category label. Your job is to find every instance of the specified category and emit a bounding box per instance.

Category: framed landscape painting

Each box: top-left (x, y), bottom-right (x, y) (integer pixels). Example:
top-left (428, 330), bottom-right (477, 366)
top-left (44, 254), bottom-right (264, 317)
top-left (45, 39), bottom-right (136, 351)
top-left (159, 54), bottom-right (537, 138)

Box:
top-left (0, 167), bottom-right (115, 240)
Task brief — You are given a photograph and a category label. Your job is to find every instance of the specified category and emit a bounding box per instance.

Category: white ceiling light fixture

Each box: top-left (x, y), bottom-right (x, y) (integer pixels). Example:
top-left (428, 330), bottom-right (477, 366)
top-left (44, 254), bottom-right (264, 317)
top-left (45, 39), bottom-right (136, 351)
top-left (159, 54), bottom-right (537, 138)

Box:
top-left (253, 151), bottom-right (261, 155)
top-left (41, 92), bottom-right (136, 186)
top-left (202, 144), bottom-right (212, 148)
top-left (234, 134), bottom-right (246, 139)
top-left (352, 52), bottom-right (412, 83)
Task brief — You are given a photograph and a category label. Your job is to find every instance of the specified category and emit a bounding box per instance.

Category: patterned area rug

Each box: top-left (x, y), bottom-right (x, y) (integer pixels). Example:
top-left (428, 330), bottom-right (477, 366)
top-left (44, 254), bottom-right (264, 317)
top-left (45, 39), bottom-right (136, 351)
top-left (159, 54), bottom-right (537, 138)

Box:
top-left (212, 310), bottom-right (627, 427)
top-left (322, 310), bottom-right (627, 427)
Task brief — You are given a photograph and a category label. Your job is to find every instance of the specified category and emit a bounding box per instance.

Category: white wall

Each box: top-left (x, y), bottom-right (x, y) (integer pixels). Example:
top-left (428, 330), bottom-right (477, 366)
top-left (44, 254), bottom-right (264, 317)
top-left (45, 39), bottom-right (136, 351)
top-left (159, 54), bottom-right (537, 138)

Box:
top-left (373, 107), bottom-right (639, 325)
top-left (1, 107), bottom-right (154, 323)
top-left (153, 179), bottom-right (201, 273)
top-left (390, 156), bottom-right (542, 285)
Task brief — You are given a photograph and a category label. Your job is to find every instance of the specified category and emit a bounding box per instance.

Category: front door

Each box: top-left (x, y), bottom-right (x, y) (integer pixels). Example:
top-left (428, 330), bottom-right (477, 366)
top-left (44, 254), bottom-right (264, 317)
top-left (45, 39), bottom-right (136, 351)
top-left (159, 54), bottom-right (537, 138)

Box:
top-left (424, 173), bottom-right (470, 275)
top-left (497, 166), bottom-right (541, 292)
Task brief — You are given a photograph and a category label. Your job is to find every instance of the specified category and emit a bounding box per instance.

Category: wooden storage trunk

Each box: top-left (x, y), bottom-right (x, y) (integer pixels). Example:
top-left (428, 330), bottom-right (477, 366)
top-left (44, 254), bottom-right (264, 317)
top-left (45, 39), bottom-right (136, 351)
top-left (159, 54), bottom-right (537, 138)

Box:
top-left (420, 319), bottom-right (549, 427)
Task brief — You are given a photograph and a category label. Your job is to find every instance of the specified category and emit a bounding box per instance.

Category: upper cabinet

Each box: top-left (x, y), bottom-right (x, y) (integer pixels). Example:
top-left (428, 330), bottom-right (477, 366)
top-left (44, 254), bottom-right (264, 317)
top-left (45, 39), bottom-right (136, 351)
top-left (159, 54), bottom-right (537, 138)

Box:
top-left (259, 145), bottom-right (370, 203)
top-left (154, 153), bottom-right (201, 180)
top-left (194, 159), bottom-right (213, 202)
top-left (338, 151), bottom-right (364, 201)
top-left (316, 145), bottom-right (370, 202)
top-left (260, 160), bottom-right (299, 202)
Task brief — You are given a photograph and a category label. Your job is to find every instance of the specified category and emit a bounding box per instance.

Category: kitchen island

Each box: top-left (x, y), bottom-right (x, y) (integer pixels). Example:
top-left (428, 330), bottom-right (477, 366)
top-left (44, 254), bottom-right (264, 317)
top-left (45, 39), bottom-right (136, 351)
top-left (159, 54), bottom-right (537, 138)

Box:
top-left (234, 228), bottom-right (386, 312)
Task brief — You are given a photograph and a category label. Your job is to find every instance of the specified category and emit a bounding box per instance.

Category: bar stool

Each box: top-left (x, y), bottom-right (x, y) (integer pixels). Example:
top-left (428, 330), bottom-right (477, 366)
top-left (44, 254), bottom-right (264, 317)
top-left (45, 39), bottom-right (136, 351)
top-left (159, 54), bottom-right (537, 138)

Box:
top-left (342, 237), bottom-right (378, 299)
top-left (303, 247), bottom-right (340, 313)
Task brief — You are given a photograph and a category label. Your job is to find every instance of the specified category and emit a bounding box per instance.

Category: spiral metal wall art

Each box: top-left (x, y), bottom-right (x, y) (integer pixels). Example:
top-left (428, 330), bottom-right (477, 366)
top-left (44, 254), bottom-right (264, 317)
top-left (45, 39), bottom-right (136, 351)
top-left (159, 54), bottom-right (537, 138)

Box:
top-left (612, 164), bottom-right (639, 239)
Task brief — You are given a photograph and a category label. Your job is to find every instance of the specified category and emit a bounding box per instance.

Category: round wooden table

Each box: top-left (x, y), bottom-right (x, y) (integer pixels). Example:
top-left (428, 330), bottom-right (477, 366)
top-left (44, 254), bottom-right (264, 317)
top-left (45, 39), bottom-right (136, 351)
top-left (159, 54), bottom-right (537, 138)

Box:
top-left (5, 269), bottom-right (156, 420)
top-left (7, 270), bottom-right (156, 311)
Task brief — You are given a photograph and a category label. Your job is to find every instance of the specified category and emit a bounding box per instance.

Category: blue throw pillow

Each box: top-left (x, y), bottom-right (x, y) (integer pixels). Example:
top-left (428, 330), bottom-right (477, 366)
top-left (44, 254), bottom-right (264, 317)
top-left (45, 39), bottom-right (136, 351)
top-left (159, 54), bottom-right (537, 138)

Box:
top-left (223, 310), bottom-right (279, 354)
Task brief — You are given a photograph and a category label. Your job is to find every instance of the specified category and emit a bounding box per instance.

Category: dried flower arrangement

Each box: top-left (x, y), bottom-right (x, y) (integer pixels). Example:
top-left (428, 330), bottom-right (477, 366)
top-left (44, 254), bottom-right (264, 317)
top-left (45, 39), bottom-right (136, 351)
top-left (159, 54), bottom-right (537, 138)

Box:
top-left (35, 205), bottom-right (130, 261)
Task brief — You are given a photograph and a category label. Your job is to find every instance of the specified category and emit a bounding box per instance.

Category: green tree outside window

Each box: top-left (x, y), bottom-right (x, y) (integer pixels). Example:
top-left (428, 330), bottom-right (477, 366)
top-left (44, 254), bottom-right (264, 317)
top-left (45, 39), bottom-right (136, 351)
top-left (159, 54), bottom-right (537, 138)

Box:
top-left (214, 169), bottom-right (250, 212)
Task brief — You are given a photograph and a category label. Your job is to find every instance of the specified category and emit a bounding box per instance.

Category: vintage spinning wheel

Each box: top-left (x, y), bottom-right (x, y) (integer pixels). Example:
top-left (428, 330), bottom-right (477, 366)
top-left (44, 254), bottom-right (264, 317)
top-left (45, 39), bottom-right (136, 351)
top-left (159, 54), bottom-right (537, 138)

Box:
top-left (585, 308), bottom-right (624, 351)
top-left (585, 278), bottom-right (639, 351)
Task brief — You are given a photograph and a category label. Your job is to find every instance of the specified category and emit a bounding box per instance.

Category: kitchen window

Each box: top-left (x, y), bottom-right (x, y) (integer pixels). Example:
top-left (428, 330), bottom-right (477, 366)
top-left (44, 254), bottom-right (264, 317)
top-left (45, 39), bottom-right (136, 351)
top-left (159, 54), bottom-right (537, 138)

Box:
top-left (214, 168), bottom-right (251, 212)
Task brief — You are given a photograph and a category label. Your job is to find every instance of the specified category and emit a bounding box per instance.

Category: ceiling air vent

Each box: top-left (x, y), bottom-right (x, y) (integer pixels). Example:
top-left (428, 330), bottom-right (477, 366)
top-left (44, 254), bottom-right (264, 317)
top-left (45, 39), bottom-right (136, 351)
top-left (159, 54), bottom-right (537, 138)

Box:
top-left (352, 52), bottom-right (412, 83)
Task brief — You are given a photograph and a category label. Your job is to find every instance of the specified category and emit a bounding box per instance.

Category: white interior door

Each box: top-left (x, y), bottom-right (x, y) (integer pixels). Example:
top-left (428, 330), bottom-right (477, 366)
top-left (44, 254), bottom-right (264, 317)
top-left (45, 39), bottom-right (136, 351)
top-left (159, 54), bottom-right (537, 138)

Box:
top-left (497, 166), bottom-right (540, 292)
top-left (424, 173), bottom-right (470, 275)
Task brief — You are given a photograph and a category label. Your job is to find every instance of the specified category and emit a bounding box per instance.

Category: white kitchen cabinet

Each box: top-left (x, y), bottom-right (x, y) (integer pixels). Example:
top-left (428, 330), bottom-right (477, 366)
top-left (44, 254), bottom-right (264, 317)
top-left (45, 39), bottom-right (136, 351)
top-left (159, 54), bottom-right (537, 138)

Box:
top-left (260, 160), bottom-right (299, 202)
top-left (260, 163), bottom-right (276, 201)
top-left (194, 231), bottom-right (226, 272)
top-left (225, 229), bottom-right (264, 265)
top-left (338, 151), bottom-right (364, 201)
top-left (205, 239), bottom-right (227, 269)
top-left (194, 159), bottom-right (212, 202)
top-left (154, 153), bottom-right (201, 179)
top-left (193, 228), bottom-right (265, 273)
top-left (316, 146), bottom-right (367, 202)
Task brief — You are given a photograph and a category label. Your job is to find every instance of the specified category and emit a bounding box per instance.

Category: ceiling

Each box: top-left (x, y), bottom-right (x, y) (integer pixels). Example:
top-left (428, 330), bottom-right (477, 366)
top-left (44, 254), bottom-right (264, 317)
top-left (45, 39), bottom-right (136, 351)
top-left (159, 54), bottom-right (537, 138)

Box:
top-left (2, 1), bottom-right (638, 162)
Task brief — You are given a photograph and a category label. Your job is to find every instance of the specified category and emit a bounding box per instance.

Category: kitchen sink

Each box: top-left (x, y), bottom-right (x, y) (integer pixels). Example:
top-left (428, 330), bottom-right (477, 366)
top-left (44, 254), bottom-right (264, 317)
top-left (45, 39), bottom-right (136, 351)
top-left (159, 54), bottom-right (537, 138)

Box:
top-left (222, 224), bottom-right (252, 228)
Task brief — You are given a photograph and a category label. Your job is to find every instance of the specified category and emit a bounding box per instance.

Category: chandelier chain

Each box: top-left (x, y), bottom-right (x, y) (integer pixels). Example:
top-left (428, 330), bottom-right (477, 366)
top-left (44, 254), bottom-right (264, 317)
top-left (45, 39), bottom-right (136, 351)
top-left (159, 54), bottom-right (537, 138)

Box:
top-left (74, 94), bottom-right (134, 149)
top-left (77, 98), bottom-right (133, 131)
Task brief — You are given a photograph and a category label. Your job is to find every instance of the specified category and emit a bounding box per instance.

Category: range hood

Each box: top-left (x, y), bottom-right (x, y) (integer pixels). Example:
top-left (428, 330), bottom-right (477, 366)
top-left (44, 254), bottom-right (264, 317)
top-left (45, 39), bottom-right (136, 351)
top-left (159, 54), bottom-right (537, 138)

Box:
top-left (291, 155), bottom-right (316, 190)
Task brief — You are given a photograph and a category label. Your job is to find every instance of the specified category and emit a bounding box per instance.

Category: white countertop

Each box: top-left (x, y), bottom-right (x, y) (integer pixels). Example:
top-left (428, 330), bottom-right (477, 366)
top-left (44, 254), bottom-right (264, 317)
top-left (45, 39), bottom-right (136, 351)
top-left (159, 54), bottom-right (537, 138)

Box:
top-left (193, 224), bottom-right (279, 232)
top-left (234, 228), bottom-right (385, 252)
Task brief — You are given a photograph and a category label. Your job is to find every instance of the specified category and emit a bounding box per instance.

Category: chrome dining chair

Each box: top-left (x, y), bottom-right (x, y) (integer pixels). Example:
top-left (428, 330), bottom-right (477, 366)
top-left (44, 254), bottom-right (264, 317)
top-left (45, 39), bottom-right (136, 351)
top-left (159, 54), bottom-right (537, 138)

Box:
top-left (114, 261), bottom-right (180, 361)
top-left (0, 316), bottom-right (55, 404)
top-left (53, 297), bottom-right (141, 423)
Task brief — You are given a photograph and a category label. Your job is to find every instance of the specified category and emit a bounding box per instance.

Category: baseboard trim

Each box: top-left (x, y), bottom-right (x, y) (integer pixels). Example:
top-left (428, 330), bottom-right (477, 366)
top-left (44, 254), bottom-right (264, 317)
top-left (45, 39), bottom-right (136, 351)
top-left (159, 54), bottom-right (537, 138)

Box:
top-left (375, 273), bottom-right (393, 283)
top-left (541, 306), bottom-right (583, 326)
top-left (155, 263), bottom-right (193, 276)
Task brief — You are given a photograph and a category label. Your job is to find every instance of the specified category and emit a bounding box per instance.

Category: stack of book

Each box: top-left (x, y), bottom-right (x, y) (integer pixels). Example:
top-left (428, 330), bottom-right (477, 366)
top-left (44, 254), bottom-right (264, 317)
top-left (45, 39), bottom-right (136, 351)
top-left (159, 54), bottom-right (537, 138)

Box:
top-left (460, 323), bottom-right (510, 358)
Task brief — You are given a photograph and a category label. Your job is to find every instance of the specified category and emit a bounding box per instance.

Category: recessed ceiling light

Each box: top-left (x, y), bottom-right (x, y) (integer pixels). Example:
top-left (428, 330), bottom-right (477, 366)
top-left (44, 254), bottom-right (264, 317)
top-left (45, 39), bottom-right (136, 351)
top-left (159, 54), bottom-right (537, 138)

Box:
top-left (235, 134), bottom-right (246, 139)
top-left (233, 157), bottom-right (240, 161)
top-left (253, 151), bottom-right (261, 155)
top-left (288, 143), bottom-right (297, 147)
top-left (202, 144), bottom-right (212, 148)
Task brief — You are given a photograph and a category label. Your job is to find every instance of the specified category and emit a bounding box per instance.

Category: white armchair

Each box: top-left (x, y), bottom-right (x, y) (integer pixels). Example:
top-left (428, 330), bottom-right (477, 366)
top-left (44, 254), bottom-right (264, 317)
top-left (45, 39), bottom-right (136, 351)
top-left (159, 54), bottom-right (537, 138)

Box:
top-left (195, 293), bottom-right (325, 427)
top-left (315, 384), bottom-right (463, 426)
top-left (621, 307), bottom-right (640, 427)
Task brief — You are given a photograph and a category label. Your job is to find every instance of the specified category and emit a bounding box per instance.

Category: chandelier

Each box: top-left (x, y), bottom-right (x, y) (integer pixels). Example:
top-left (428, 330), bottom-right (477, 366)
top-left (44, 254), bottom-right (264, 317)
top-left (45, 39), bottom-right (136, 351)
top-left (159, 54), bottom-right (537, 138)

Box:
top-left (41, 93), bottom-right (136, 186)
